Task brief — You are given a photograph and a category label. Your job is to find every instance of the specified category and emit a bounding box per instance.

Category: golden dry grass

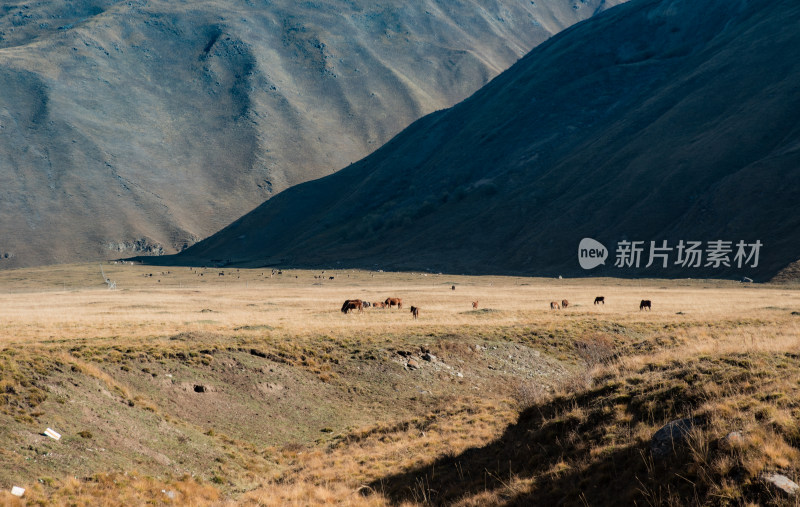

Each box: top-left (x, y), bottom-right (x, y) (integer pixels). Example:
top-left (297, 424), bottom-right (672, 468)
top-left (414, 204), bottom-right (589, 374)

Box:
top-left (0, 263), bottom-right (798, 505)
top-left (0, 263), bottom-right (795, 345)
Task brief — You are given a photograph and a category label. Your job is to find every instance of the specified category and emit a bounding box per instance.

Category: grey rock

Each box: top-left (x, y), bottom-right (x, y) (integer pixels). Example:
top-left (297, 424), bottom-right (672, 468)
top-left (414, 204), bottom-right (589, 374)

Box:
top-left (719, 431), bottom-right (744, 450)
top-left (651, 418), bottom-right (695, 458)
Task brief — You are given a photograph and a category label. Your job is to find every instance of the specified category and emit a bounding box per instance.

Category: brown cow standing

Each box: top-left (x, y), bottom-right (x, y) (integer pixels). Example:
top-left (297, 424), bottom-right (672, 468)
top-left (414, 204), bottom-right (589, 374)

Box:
top-left (410, 306), bottom-right (419, 319)
top-left (640, 300), bottom-right (652, 311)
top-left (594, 296), bottom-right (605, 305)
top-left (550, 301), bottom-right (560, 310)
top-left (385, 297), bottom-right (403, 309)
top-left (561, 299), bottom-right (569, 308)
top-left (341, 299), bottom-right (363, 314)
top-left (472, 301), bottom-right (479, 310)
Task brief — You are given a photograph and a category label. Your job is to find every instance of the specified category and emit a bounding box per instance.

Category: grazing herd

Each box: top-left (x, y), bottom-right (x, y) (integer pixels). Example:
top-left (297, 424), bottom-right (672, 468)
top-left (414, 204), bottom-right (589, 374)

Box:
top-left (342, 297), bottom-right (405, 314)
top-left (342, 295), bottom-right (655, 318)
top-left (549, 296), bottom-right (653, 311)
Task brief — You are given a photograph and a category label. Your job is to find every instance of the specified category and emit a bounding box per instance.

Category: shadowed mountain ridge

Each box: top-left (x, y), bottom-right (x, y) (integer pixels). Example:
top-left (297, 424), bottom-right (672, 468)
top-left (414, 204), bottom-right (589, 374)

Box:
top-left (0, 0), bottom-right (623, 268)
top-left (166, 0), bottom-right (800, 281)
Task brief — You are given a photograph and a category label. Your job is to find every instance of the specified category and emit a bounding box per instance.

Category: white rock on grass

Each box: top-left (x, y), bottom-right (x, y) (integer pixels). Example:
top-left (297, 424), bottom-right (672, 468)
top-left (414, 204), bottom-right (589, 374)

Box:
top-left (761, 472), bottom-right (800, 496)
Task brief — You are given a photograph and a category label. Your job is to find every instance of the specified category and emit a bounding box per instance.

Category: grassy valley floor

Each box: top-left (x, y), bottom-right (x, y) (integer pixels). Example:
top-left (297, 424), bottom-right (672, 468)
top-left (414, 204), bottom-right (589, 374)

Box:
top-left (0, 264), bottom-right (798, 505)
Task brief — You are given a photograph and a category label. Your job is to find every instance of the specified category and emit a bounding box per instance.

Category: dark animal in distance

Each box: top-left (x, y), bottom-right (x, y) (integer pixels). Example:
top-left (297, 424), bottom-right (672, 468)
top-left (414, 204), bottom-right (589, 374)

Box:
top-left (362, 301), bottom-right (371, 308)
top-left (640, 300), bottom-right (652, 311)
top-left (385, 297), bottom-right (403, 309)
top-left (341, 299), bottom-right (363, 314)
top-left (550, 301), bottom-right (560, 310)
top-left (410, 306), bottom-right (419, 319)
top-left (594, 296), bottom-right (605, 305)
top-left (451, 285), bottom-right (455, 291)
top-left (561, 299), bottom-right (569, 308)
top-left (472, 301), bottom-right (478, 309)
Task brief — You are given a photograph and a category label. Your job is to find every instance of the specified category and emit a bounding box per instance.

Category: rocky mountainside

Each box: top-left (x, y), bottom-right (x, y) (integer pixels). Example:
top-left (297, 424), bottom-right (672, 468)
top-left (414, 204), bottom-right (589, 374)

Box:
top-left (0, 0), bottom-right (623, 268)
top-left (170, 0), bottom-right (800, 281)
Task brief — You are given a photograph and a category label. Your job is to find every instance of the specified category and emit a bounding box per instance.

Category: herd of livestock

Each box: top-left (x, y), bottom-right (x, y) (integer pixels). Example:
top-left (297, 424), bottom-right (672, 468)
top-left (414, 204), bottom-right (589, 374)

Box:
top-left (341, 297), bottom-right (421, 319)
top-left (341, 296), bottom-right (653, 318)
top-left (548, 297), bottom-right (650, 310)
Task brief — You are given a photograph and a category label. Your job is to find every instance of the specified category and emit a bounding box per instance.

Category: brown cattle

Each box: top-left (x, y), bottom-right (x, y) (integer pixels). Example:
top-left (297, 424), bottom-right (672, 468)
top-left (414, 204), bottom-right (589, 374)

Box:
top-left (561, 299), bottom-right (569, 308)
top-left (341, 299), bottom-right (363, 314)
top-left (385, 297), bottom-right (403, 309)
top-left (550, 301), bottom-right (560, 310)
top-left (640, 299), bottom-right (652, 311)
top-left (373, 301), bottom-right (386, 309)
top-left (472, 301), bottom-right (479, 310)
top-left (410, 306), bottom-right (420, 319)
top-left (594, 296), bottom-right (605, 305)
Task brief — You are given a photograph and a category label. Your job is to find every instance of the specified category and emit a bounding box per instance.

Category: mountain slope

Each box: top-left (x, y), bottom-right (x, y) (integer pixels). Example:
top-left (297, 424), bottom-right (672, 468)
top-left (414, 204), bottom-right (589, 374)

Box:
top-left (171, 0), bottom-right (800, 281)
top-left (0, 0), bottom-right (623, 268)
